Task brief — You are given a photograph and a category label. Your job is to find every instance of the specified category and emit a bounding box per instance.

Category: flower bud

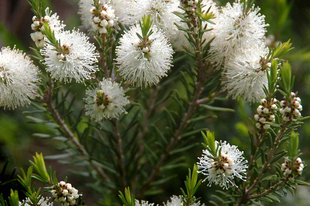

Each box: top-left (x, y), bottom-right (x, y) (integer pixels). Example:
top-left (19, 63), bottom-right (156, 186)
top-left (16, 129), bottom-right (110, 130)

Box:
top-left (254, 114), bottom-right (260, 121)
top-left (271, 104), bottom-right (277, 110)
top-left (263, 124), bottom-right (270, 130)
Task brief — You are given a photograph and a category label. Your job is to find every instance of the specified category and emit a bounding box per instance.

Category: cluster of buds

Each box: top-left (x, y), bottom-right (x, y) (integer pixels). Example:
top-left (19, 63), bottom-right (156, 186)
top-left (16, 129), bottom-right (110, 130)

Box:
top-left (51, 181), bottom-right (80, 205)
top-left (56, 44), bottom-right (71, 61)
top-left (95, 90), bottom-right (112, 111)
top-left (30, 15), bottom-right (50, 47)
top-left (209, 154), bottom-right (234, 176)
top-left (182, 0), bottom-right (198, 9)
top-left (90, 2), bottom-right (115, 34)
top-left (280, 92), bottom-right (303, 122)
top-left (133, 38), bottom-right (154, 56)
top-left (254, 98), bottom-right (278, 130)
top-left (281, 157), bottom-right (305, 180)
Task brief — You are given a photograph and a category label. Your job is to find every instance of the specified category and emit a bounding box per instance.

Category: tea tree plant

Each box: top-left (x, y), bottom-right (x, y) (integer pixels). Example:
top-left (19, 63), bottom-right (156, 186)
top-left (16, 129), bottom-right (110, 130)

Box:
top-left (0, 0), bottom-right (309, 205)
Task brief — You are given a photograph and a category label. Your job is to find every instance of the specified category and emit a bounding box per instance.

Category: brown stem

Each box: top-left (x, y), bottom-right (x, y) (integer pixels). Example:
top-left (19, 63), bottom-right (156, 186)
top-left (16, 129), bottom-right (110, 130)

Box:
top-left (138, 44), bottom-right (210, 197)
top-left (138, 1), bottom-right (213, 197)
top-left (101, 35), bottom-right (109, 78)
top-left (113, 119), bottom-right (127, 190)
top-left (139, 79), bottom-right (204, 197)
top-left (248, 179), bottom-right (286, 199)
top-left (132, 87), bottom-right (158, 192)
top-left (42, 81), bottom-right (111, 183)
top-left (196, 91), bottom-right (225, 105)
top-left (239, 124), bottom-right (289, 204)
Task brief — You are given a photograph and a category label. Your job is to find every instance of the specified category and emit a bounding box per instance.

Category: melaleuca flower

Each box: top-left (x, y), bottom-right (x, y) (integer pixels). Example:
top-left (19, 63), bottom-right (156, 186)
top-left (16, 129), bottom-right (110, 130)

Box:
top-left (118, 0), bottom-right (151, 26)
top-left (89, 2), bottom-right (115, 34)
top-left (0, 47), bottom-right (40, 110)
top-left (197, 141), bottom-right (248, 189)
top-left (133, 0), bottom-right (184, 48)
top-left (116, 24), bottom-right (173, 87)
top-left (221, 44), bottom-right (269, 103)
top-left (254, 98), bottom-right (278, 130)
top-left (135, 200), bottom-right (155, 206)
top-left (164, 195), bottom-right (205, 206)
top-left (280, 92), bottom-right (303, 122)
top-left (210, 0), bottom-right (268, 66)
top-left (41, 30), bottom-right (99, 83)
top-left (110, 0), bottom-right (137, 25)
top-left (85, 79), bottom-right (129, 121)
top-left (51, 181), bottom-right (80, 205)
top-left (78, 0), bottom-right (96, 30)
top-left (281, 157), bottom-right (305, 181)
top-left (20, 197), bottom-right (53, 206)
top-left (30, 8), bottom-right (65, 47)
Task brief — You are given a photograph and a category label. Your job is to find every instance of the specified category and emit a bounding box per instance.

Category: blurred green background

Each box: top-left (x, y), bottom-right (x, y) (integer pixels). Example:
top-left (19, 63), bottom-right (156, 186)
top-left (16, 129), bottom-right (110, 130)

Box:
top-left (0, 0), bottom-right (310, 205)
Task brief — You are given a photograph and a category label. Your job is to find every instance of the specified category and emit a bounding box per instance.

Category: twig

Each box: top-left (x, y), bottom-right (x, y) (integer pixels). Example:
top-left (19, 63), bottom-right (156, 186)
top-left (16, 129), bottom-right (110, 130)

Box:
top-left (139, 79), bottom-right (205, 197)
top-left (132, 87), bottom-right (159, 192)
top-left (138, 19), bottom-right (212, 196)
top-left (42, 80), bottom-right (111, 183)
top-left (196, 90), bottom-right (225, 105)
top-left (248, 179), bottom-right (286, 199)
top-left (239, 124), bottom-right (288, 204)
top-left (113, 119), bottom-right (127, 190)
top-left (101, 35), bottom-right (109, 78)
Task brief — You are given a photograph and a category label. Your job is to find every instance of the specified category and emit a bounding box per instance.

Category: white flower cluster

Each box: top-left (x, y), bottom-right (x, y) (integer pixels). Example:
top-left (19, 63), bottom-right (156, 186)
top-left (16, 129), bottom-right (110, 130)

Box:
top-left (30, 8), bottom-right (65, 47)
top-left (20, 197), bottom-right (53, 206)
top-left (90, 2), bottom-right (115, 34)
top-left (281, 157), bottom-right (305, 180)
top-left (135, 0), bottom-right (184, 50)
top-left (135, 199), bottom-right (155, 206)
top-left (210, 0), bottom-right (268, 66)
top-left (197, 141), bottom-right (248, 189)
top-left (85, 79), bottom-right (129, 121)
top-left (51, 181), bottom-right (80, 205)
top-left (41, 30), bottom-right (99, 83)
top-left (0, 47), bottom-right (40, 110)
top-left (211, 0), bottom-right (269, 103)
top-left (116, 24), bottom-right (173, 87)
top-left (280, 92), bottom-right (303, 122)
top-left (254, 98), bottom-right (278, 130)
top-left (222, 45), bottom-right (269, 103)
top-left (164, 195), bottom-right (204, 206)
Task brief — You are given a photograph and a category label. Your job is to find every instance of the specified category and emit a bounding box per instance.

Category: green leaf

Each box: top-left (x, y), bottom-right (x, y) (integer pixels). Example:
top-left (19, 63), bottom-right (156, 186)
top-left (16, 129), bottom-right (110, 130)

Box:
top-left (201, 104), bottom-right (235, 113)
top-left (273, 39), bottom-right (293, 59)
top-left (280, 61), bottom-right (292, 94)
top-left (295, 180), bottom-right (310, 186)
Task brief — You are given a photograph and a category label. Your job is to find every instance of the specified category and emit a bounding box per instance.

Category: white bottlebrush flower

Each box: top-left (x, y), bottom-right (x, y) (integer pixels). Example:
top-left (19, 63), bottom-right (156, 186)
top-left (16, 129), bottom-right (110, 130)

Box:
top-left (222, 44), bottom-right (268, 103)
top-left (197, 141), bottom-right (248, 189)
top-left (116, 24), bottom-right (173, 87)
top-left (110, 0), bottom-right (137, 25)
top-left (135, 200), bottom-right (155, 206)
top-left (78, 0), bottom-right (96, 29)
top-left (85, 79), bottom-right (129, 121)
top-left (139, 0), bottom-right (183, 46)
top-left (0, 47), bottom-right (40, 110)
top-left (20, 197), bottom-right (53, 206)
top-left (30, 8), bottom-right (65, 47)
top-left (117, 0), bottom-right (150, 26)
top-left (41, 30), bottom-right (99, 83)
top-left (164, 195), bottom-right (204, 206)
top-left (210, 0), bottom-right (268, 66)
